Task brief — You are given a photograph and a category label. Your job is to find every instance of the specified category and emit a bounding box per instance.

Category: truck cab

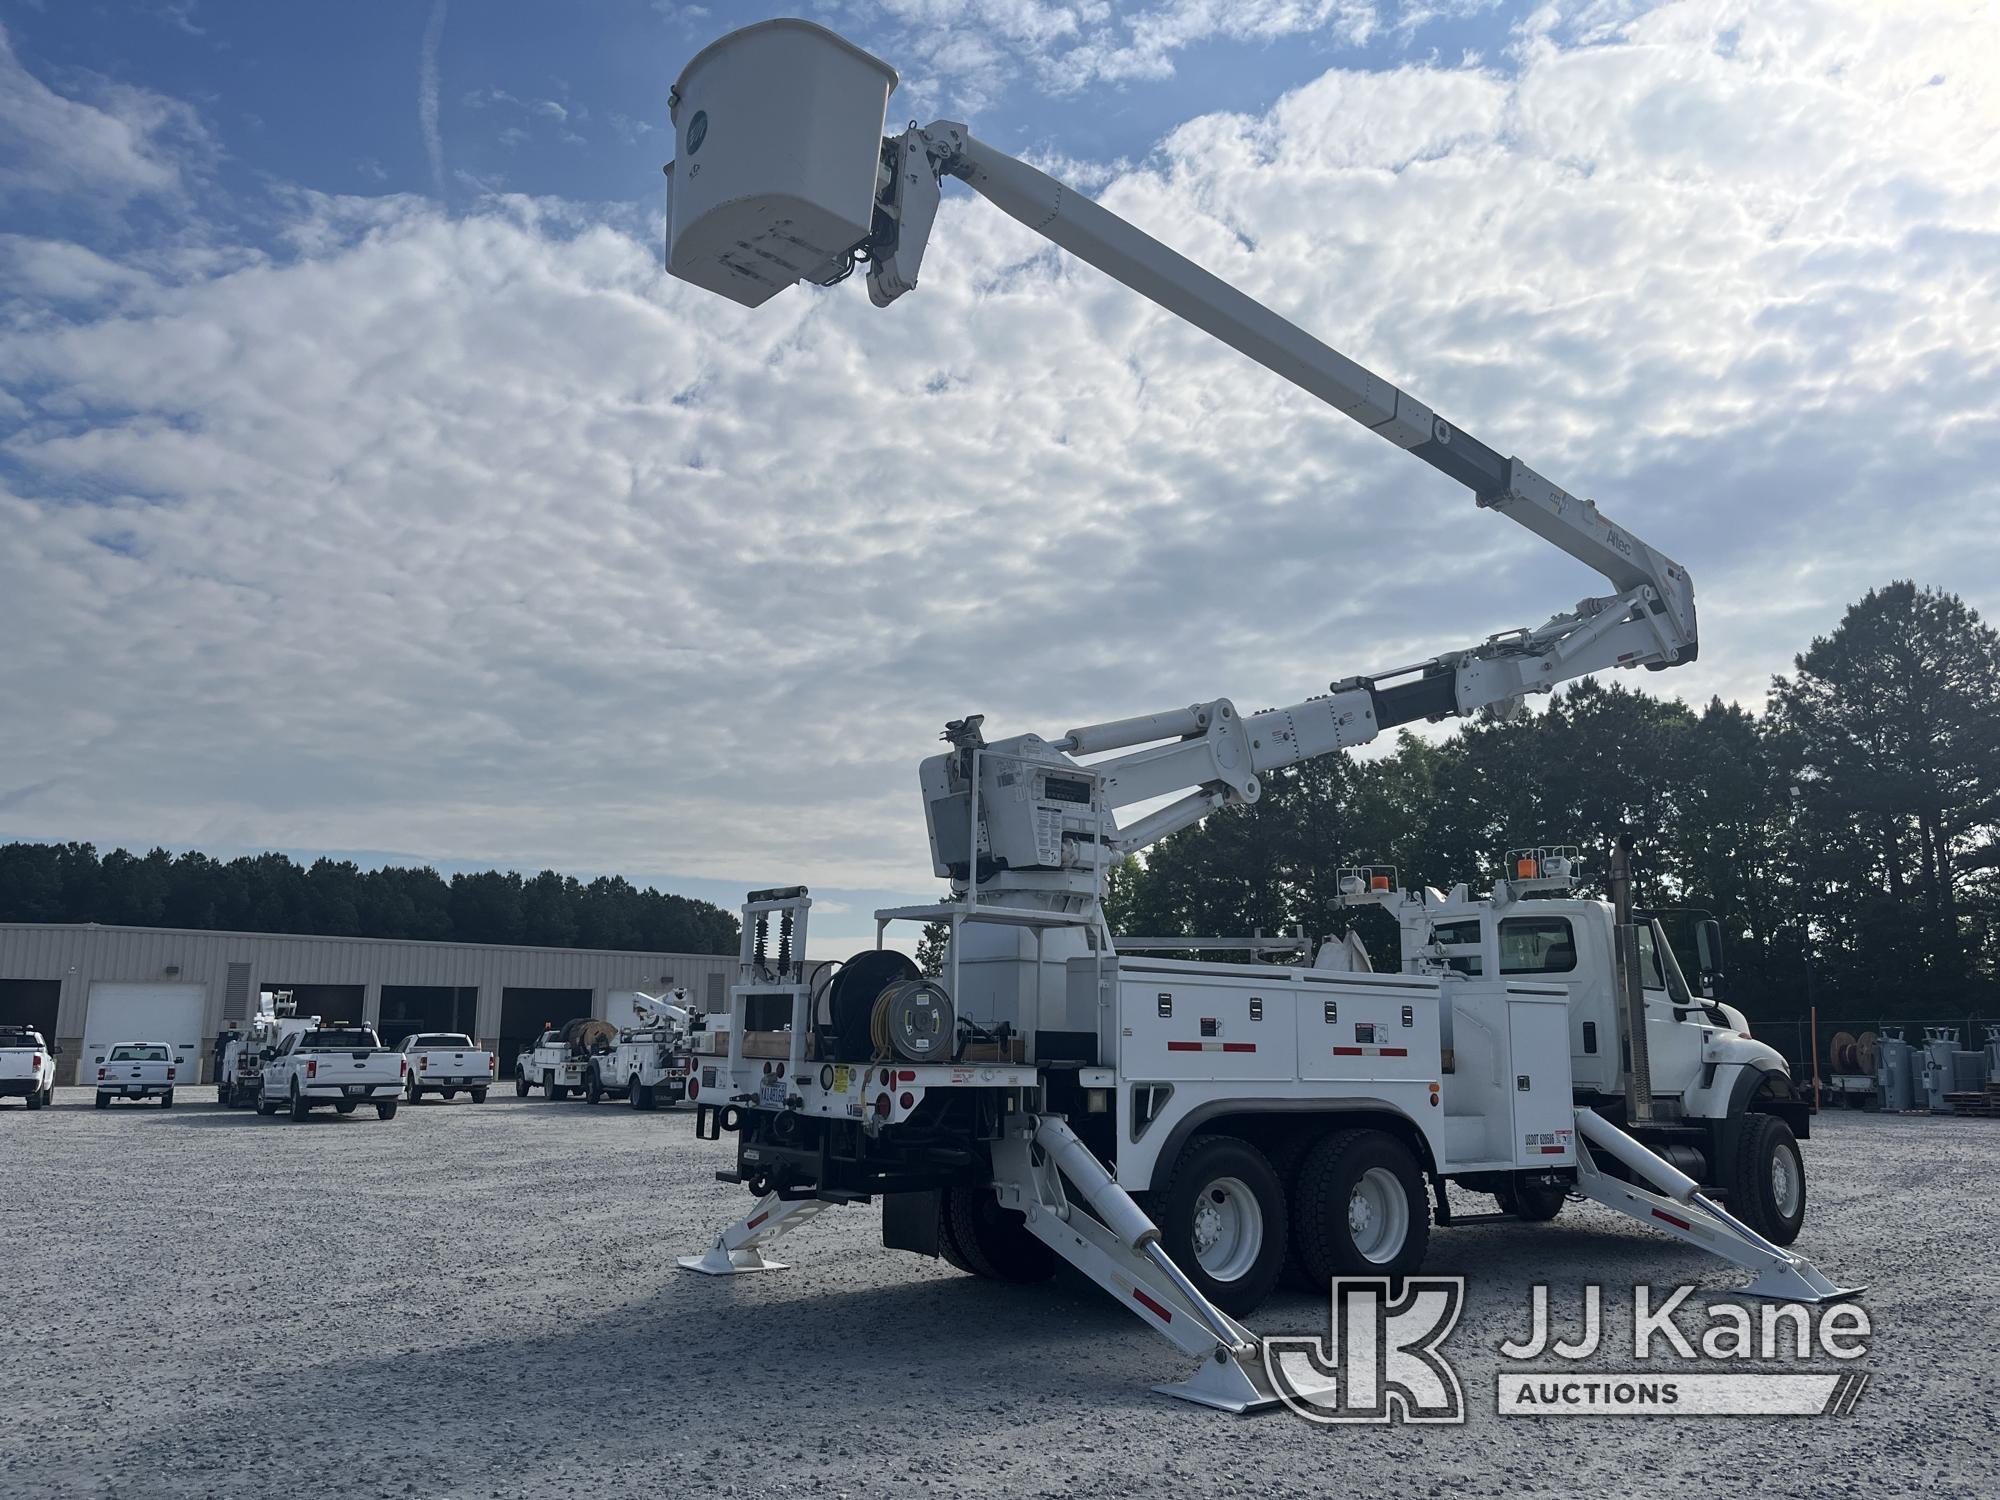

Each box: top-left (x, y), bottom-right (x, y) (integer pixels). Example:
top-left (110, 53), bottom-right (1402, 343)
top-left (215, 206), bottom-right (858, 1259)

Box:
top-left (1340, 860), bottom-right (1803, 1130)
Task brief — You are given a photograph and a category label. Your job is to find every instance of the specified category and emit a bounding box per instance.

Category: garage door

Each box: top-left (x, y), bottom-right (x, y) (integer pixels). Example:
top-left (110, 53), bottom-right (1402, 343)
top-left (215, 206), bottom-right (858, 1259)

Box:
top-left (82, 984), bottom-right (207, 1086)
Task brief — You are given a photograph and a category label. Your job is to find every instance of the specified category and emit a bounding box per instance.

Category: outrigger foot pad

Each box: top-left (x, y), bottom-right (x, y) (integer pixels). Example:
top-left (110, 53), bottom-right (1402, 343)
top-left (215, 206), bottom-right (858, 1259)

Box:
top-left (678, 1244), bottom-right (789, 1275)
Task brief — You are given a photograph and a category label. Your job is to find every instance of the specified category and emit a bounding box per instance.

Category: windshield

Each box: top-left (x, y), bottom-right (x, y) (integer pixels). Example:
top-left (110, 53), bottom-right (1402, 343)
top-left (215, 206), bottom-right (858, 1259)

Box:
top-left (414, 1034), bottom-right (473, 1049)
top-left (110, 1045), bottom-right (170, 1061)
top-left (301, 1028), bottom-right (381, 1050)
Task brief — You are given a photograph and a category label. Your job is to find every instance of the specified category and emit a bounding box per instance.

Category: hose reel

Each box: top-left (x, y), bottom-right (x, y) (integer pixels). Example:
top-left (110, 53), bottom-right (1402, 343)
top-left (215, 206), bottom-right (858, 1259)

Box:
top-left (872, 978), bottom-right (956, 1063)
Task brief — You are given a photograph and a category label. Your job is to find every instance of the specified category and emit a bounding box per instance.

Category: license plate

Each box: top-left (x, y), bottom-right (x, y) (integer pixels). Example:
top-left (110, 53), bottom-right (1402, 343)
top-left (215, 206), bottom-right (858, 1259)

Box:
top-left (345, 1085), bottom-right (364, 1097)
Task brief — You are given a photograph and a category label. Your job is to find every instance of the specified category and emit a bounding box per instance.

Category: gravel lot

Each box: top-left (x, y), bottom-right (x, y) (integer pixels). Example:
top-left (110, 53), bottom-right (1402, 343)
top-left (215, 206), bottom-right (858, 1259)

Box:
top-left (5, 1090), bottom-right (1994, 1499)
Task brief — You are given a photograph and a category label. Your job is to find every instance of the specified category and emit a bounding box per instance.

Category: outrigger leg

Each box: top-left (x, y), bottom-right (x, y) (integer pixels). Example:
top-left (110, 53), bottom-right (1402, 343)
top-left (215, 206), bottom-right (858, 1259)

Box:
top-left (992, 1113), bottom-right (1336, 1414)
top-left (677, 1190), bottom-right (834, 1275)
top-left (1571, 1108), bottom-right (1863, 1303)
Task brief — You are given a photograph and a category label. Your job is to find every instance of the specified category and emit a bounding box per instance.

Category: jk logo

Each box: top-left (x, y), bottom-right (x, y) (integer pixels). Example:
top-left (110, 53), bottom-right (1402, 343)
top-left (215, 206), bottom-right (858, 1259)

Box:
top-left (1263, 1277), bottom-right (1466, 1423)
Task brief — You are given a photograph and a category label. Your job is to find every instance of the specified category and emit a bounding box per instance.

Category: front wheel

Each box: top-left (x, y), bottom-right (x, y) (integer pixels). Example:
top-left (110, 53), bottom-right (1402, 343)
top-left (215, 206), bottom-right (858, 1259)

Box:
top-left (469, 1087), bottom-right (487, 1104)
top-left (585, 1069), bottom-right (603, 1105)
top-left (1293, 1129), bottom-right (1430, 1284)
top-left (1155, 1134), bottom-right (1288, 1316)
top-left (1727, 1114), bottom-right (1806, 1246)
top-left (256, 1093), bottom-right (277, 1116)
top-left (376, 1100), bottom-right (399, 1120)
top-left (514, 1071), bottom-right (530, 1098)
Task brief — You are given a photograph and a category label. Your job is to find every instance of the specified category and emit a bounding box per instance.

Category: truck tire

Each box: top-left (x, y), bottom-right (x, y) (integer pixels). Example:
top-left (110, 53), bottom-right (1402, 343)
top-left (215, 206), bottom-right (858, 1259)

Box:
top-left (549, 1083), bottom-right (569, 1101)
top-left (256, 1093), bottom-right (277, 1116)
top-left (942, 1182), bottom-right (1056, 1283)
top-left (26, 1086), bottom-right (43, 1110)
top-left (1292, 1129), bottom-right (1430, 1284)
top-left (376, 1100), bottom-right (399, 1120)
top-left (634, 1080), bottom-right (658, 1111)
top-left (627, 1077), bottom-right (644, 1109)
top-left (1495, 1176), bottom-right (1566, 1221)
top-left (405, 1074), bottom-right (421, 1102)
top-left (514, 1071), bottom-right (529, 1097)
top-left (93, 1091), bottom-right (109, 1110)
top-left (1155, 1134), bottom-right (1288, 1315)
top-left (933, 1192), bottom-right (979, 1274)
top-left (1727, 1113), bottom-right (1805, 1246)
top-left (160, 1089), bottom-right (174, 1109)
top-left (469, 1087), bottom-right (487, 1103)
top-left (288, 1082), bottom-right (310, 1121)
top-left (585, 1068), bottom-right (604, 1105)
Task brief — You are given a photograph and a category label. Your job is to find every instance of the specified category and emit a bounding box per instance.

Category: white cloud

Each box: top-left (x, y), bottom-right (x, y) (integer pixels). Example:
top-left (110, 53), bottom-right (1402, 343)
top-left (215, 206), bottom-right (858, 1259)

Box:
top-left (854, 0), bottom-right (1383, 110)
top-left (0, 24), bottom-right (212, 207)
top-left (3, 0), bottom-right (1998, 916)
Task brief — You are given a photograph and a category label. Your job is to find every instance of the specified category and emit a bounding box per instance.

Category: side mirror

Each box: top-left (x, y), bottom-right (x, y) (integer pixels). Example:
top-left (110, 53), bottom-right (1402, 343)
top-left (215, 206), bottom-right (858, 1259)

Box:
top-left (50, 1044), bottom-right (63, 1056)
top-left (1695, 918), bottom-right (1725, 996)
top-left (261, 1047), bottom-right (276, 1061)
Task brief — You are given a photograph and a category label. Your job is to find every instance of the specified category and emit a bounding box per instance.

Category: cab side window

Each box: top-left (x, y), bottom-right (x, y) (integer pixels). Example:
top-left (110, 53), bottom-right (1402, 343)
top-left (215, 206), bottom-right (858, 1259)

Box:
top-left (1633, 924), bottom-right (1668, 990)
top-left (1432, 920), bottom-right (1482, 976)
top-left (1497, 916), bottom-right (1578, 974)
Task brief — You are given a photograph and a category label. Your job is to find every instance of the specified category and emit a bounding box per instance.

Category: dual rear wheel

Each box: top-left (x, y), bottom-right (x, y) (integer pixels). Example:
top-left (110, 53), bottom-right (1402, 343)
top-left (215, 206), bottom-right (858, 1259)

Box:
top-left (1155, 1129), bottom-right (1430, 1315)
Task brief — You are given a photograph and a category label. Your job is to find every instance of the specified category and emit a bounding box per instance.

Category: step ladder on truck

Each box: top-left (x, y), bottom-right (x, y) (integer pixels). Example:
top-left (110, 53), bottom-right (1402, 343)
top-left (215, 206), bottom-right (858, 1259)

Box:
top-left (662, 18), bottom-right (1859, 1411)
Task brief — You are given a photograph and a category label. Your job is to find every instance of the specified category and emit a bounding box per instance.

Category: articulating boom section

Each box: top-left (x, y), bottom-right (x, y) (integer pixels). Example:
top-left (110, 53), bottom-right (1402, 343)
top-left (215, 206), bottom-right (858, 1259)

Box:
top-left (665, 20), bottom-right (1696, 872)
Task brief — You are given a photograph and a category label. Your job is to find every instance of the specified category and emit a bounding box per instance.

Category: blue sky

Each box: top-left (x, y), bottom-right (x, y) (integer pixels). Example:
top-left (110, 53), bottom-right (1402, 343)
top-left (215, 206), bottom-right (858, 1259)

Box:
top-left (2, 2), bottom-right (1525, 220)
top-left (3, 1), bottom-right (1997, 953)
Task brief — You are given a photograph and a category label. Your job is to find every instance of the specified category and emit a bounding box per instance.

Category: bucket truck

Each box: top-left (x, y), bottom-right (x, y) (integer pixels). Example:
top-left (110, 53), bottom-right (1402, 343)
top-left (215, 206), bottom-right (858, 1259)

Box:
top-left (583, 989), bottom-right (696, 1109)
top-left (662, 19), bottom-right (1853, 1412)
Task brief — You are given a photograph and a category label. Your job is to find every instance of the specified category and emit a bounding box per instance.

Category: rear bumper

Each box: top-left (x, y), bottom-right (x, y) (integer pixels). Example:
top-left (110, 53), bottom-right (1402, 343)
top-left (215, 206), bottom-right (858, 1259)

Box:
top-left (303, 1084), bottom-right (401, 1101)
top-left (0, 1079), bottom-right (42, 1097)
top-left (413, 1076), bottom-right (493, 1087)
top-left (97, 1083), bottom-right (170, 1096)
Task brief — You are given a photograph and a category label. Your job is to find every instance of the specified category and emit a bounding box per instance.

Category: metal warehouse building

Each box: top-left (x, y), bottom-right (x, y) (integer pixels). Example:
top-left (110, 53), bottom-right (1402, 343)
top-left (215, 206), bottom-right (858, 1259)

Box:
top-left (0, 923), bottom-right (736, 1086)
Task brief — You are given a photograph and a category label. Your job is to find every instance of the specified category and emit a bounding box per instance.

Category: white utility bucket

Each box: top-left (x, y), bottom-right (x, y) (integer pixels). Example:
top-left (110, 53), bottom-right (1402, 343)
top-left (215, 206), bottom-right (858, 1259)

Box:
top-left (666, 19), bottom-right (898, 308)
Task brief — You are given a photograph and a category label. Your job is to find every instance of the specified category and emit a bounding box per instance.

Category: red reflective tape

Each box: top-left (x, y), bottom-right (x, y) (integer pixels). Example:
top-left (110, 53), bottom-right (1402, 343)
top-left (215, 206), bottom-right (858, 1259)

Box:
top-left (1540, 1145), bottom-right (1566, 1155)
top-left (1652, 1207), bottom-right (1690, 1231)
top-left (1221, 1042), bottom-right (1257, 1053)
top-left (1379, 1047), bottom-right (1408, 1057)
top-left (1166, 1041), bottom-right (1202, 1052)
top-left (1132, 1287), bottom-right (1171, 1323)
top-left (1332, 1046), bottom-right (1362, 1056)
top-left (746, 1212), bottom-right (769, 1230)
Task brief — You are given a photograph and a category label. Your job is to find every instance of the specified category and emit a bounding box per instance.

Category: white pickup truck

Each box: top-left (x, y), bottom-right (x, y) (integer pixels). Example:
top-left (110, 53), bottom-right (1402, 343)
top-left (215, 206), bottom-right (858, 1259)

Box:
top-left (257, 1024), bottom-right (405, 1120)
top-left (398, 1033), bottom-right (494, 1104)
top-left (91, 1042), bottom-right (185, 1108)
top-left (0, 1027), bottom-right (58, 1110)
